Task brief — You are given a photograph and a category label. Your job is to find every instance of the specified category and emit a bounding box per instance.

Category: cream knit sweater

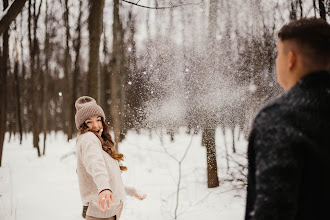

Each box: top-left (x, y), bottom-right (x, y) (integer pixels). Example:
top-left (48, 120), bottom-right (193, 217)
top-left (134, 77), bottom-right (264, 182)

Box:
top-left (76, 132), bottom-right (135, 218)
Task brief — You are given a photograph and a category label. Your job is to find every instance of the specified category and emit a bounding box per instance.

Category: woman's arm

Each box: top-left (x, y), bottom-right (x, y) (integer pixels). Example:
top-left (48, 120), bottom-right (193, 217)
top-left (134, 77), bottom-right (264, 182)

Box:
top-left (125, 186), bottom-right (147, 200)
top-left (124, 186), bottom-right (136, 197)
top-left (81, 132), bottom-right (112, 194)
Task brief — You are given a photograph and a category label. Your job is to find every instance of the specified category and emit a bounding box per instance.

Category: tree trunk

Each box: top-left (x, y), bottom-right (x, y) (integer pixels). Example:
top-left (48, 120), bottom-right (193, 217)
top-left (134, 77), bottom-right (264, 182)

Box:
top-left (319, 0), bottom-right (326, 21)
top-left (204, 0), bottom-right (220, 188)
top-left (298, 0), bottom-right (303, 18)
top-left (313, 0), bottom-right (317, 17)
top-left (72, 0), bottom-right (82, 135)
top-left (110, 0), bottom-right (123, 151)
top-left (232, 126), bottom-right (236, 153)
top-left (120, 71), bottom-right (127, 141)
top-left (290, 1), bottom-right (297, 20)
top-left (102, 25), bottom-right (110, 120)
top-left (0, 0), bottom-right (9, 166)
top-left (42, 0), bottom-right (50, 155)
top-left (88, 0), bottom-right (104, 100)
top-left (204, 118), bottom-right (219, 188)
top-left (19, 12), bottom-right (26, 134)
top-left (64, 0), bottom-right (73, 141)
top-left (14, 32), bottom-right (23, 145)
top-left (29, 0), bottom-right (41, 157)
top-left (222, 126), bottom-right (230, 173)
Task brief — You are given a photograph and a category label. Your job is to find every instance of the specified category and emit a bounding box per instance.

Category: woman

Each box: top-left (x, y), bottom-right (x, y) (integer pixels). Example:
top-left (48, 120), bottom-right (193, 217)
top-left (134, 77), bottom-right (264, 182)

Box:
top-left (75, 96), bottom-right (146, 220)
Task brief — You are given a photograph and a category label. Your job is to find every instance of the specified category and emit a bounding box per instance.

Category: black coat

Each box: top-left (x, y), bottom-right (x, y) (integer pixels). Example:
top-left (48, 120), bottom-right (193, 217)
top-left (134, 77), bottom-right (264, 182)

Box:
top-left (245, 71), bottom-right (330, 220)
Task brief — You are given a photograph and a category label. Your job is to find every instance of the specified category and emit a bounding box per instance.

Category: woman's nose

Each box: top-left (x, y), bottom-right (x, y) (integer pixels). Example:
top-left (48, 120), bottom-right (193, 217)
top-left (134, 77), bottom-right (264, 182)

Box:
top-left (92, 122), bottom-right (99, 129)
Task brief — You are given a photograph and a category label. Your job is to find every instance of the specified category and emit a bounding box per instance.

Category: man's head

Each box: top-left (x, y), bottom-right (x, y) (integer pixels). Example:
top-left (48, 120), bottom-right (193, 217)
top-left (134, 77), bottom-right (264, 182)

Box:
top-left (276, 18), bottom-right (330, 90)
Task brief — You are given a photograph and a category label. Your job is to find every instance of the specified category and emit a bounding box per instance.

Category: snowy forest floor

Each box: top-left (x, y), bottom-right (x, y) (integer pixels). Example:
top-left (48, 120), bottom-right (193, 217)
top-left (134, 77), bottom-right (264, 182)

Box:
top-left (2, 127), bottom-right (247, 220)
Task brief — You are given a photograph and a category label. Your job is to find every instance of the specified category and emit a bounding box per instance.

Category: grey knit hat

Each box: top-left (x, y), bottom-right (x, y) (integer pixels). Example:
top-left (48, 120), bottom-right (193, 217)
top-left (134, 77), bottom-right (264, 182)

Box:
top-left (74, 96), bottom-right (105, 130)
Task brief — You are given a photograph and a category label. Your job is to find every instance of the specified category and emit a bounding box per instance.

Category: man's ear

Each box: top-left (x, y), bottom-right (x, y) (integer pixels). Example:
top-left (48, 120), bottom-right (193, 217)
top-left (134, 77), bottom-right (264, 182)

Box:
top-left (288, 51), bottom-right (296, 71)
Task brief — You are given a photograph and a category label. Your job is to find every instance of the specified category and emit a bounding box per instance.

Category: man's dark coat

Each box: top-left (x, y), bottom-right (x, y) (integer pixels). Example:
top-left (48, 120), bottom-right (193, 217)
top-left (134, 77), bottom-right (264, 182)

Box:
top-left (245, 71), bottom-right (330, 220)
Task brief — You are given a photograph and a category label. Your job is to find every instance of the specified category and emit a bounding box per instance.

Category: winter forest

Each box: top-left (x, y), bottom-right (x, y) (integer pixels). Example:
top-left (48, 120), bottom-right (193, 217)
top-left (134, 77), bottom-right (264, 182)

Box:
top-left (0, 0), bottom-right (329, 219)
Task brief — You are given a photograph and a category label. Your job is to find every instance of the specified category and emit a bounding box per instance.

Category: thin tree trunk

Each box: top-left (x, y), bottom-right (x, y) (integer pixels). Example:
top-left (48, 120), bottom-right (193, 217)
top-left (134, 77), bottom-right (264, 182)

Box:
top-left (319, 0), bottom-right (326, 21)
top-left (0, 0), bottom-right (9, 166)
top-left (42, 0), bottom-right (49, 155)
top-left (102, 26), bottom-right (110, 120)
top-left (204, 0), bottom-right (219, 188)
top-left (313, 0), bottom-right (317, 17)
top-left (29, 0), bottom-right (42, 157)
top-left (204, 118), bottom-right (219, 188)
top-left (19, 12), bottom-right (26, 134)
top-left (298, 0), bottom-right (303, 18)
top-left (290, 1), bottom-right (297, 20)
top-left (72, 0), bottom-right (82, 135)
top-left (232, 126), bottom-right (236, 153)
top-left (64, 0), bottom-right (73, 141)
top-left (120, 70), bottom-right (127, 141)
top-left (222, 126), bottom-right (230, 173)
top-left (88, 0), bottom-right (104, 100)
top-left (14, 31), bottom-right (23, 145)
top-left (110, 0), bottom-right (122, 151)
top-left (119, 21), bottom-right (127, 141)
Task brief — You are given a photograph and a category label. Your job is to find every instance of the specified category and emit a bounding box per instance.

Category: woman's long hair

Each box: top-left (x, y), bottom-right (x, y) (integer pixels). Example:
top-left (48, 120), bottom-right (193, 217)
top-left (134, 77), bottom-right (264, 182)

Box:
top-left (79, 118), bottom-right (127, 171)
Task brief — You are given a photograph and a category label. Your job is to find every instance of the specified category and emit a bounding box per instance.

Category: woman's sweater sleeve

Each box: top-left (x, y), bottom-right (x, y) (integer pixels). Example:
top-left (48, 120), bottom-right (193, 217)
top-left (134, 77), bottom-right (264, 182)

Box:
top-left (81, 133), bottom-right (112, 194)
top-left (124, 186), bottom-right (136, 197)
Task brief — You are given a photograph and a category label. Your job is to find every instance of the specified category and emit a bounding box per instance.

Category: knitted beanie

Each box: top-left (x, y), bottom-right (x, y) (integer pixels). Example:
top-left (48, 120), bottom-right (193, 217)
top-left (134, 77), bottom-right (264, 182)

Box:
top-left (74, 96), bottom-right (105, 130)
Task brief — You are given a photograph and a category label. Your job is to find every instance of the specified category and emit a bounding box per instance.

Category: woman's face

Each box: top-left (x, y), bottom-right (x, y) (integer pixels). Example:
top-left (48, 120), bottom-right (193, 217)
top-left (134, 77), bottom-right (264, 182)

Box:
top-left (85, 116), bottom-right (103, 136)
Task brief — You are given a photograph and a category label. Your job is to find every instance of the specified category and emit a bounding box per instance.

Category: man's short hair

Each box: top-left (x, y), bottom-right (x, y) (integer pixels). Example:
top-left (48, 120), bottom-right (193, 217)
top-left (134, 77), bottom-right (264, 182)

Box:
top-left (278, 18), bottom-right (330, 69)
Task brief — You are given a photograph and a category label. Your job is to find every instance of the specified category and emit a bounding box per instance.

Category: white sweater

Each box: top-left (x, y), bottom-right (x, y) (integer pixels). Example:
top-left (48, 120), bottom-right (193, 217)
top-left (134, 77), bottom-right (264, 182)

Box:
top-left (76, 132), bottom-right (135, 218)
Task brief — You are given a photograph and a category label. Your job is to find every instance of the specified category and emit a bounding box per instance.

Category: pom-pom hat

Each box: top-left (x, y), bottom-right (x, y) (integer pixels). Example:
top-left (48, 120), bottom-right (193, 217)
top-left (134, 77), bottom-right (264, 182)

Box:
top-left (74, 96), bottom-right (105, 130)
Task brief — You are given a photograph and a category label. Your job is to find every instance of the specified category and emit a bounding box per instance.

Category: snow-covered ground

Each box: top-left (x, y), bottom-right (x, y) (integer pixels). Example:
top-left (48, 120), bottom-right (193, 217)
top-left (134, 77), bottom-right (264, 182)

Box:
top-left (2, 127), bottom-right (247, 220)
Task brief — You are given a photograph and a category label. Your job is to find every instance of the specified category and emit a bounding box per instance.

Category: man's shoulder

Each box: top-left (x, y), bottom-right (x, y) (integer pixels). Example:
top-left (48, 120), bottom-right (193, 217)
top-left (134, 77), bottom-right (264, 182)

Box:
top-left (253, 94), bottom-right (293, 128)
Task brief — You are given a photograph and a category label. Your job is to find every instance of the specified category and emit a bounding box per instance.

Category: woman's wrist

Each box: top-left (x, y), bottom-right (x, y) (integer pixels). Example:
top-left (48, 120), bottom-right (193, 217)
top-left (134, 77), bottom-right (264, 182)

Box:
top-left (99, 189), bottom-right (112, 194)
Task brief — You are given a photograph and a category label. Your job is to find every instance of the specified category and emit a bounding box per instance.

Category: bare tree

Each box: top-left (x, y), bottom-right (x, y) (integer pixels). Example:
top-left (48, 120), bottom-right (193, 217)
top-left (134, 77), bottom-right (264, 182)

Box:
top-left (88, 0), bottom-right (104, 100)
top-left (28, 0), bottom-right (42, 157)
top-left (14, 24), bottom-right (23, 145)
top-left (204, 0), bottom-right (219, 188)
top-left (42, 0), bottom-right (50, 155)
top-left (110, 0), bottom-right (123, 150)
top-left (319, 0), bottom-right (327, 20)
top-left (72, 0), bottom-right (83, 136)
top-left (63, 0), bottom-right (73, 141)
top-left (0, 0), bottom-right (10, 166)
top-left (159, 132), bottom-right (194, 219)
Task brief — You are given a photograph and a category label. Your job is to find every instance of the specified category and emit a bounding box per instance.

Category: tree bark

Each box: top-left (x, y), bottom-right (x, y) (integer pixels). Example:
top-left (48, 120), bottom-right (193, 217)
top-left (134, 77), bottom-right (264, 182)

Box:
top-left (88, 0), bottom-right (104, 100)
top-left (72, 0), bottom-right (82, 135)
top-left (204, 118), bottom-right (219, 188)
top-left (29, 0), bottom-right (42, 157)
top-left (204, 0), bottom-right (219, 188)
top-left (110, 0), bottom-right (123, 151)
top-left (14, 31), bottom-right (23, 145)
top-left (42, 0), bottom-right (50, 155)
top-left (319, 0), bottom-right (326, 21)
top-left (64, 0), bottom-right (73, 141)
top-left (0, 0), bottom-right (9, 166)
top-left (290, 1), bottom-right (297, 20)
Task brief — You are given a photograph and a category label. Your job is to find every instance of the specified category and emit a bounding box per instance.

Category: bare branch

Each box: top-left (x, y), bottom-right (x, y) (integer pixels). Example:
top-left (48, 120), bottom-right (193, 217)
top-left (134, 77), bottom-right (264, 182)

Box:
top-left (121, 0), bottom-right (203, 10)
top-left (0, 0), bottom-right (28, 35)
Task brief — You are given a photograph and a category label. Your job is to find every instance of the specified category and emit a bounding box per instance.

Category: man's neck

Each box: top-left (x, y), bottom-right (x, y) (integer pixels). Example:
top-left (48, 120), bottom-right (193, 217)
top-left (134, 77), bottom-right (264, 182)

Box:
top-left (286, 68), bottom-right (328, 90)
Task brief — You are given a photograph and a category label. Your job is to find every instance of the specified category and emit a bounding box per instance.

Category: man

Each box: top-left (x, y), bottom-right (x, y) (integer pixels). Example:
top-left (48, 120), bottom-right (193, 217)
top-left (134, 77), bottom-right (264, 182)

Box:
top-left (245, 18), bottom-right (330, 220)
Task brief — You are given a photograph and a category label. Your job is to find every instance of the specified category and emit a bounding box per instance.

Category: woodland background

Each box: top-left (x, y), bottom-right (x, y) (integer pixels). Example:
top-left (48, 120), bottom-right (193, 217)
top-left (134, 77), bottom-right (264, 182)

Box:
top-left (0, 0), bottom-right (329, 188)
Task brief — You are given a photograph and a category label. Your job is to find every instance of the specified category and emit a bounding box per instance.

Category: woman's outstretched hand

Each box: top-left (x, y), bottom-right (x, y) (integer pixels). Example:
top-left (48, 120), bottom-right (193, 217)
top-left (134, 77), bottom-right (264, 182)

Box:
top-left (98, 189), bottom-right (114, 212)
top-left (133, 190), bottom-right (147, 200)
